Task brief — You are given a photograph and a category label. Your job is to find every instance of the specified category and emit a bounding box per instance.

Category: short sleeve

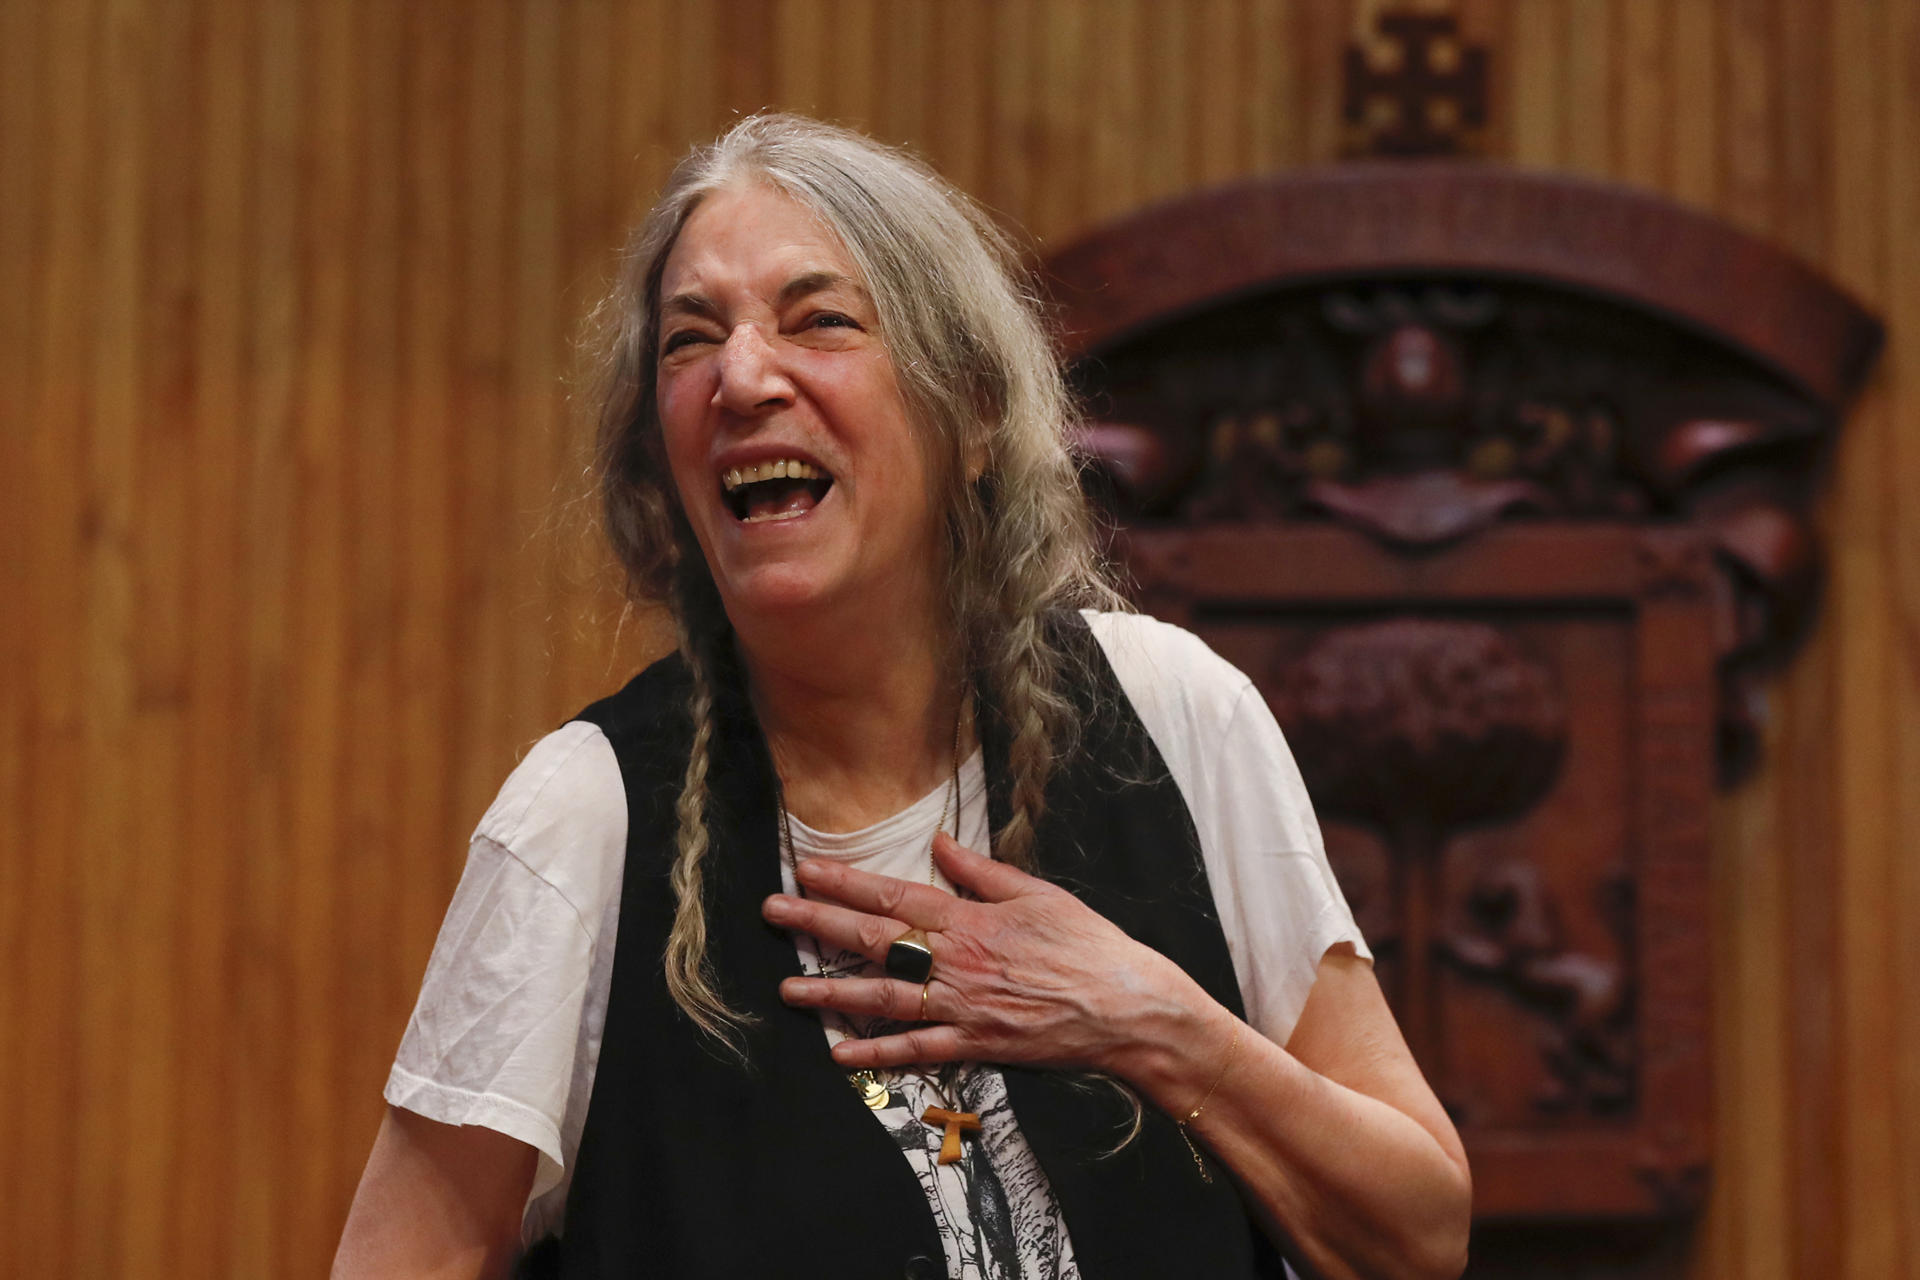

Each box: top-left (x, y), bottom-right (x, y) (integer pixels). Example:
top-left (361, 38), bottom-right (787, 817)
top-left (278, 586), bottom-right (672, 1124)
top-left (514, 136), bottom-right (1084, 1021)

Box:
top-left (383, 720), bottom-right (627, 1210)
top-left (1198, 682), bottom-right (1372, 1045)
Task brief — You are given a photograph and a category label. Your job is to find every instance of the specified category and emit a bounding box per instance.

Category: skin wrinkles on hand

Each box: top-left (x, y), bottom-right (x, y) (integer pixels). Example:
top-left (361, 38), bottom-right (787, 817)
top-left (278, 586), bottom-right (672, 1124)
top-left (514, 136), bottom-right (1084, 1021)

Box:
top-left (765, 832), bottom-right (1213, 1078)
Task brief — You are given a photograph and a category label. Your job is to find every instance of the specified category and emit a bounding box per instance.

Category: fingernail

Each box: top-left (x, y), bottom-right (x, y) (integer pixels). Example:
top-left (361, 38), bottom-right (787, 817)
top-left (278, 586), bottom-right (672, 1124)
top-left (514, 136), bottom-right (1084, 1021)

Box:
top-left (763, 895), bottom-right (793, 921)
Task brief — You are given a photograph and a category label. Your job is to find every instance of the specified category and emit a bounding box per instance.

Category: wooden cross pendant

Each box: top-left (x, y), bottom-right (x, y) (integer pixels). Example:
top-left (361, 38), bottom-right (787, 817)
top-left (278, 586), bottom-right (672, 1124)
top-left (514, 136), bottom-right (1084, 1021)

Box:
top-left (921, 1105), bottom-right (981, 1165)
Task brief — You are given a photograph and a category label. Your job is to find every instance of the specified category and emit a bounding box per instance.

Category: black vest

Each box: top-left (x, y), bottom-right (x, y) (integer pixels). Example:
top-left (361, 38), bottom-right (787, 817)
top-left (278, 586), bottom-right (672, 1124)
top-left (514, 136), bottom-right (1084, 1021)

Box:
top-left (544, 622), bottom-right (1287, 1279)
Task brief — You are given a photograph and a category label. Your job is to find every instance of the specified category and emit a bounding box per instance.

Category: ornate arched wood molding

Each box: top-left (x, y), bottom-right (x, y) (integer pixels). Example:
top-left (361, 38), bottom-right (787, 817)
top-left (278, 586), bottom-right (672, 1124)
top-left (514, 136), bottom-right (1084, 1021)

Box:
top-left (1048, 161), bottom-right (1881, 405)
top-left (1045, 163), bottom-right (1883, 786)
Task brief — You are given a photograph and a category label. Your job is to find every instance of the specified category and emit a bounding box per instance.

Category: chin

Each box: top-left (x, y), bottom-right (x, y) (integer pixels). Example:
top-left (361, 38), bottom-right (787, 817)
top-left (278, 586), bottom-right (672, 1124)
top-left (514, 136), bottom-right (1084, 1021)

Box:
top-left (712, 563), bottom-right (844, 623)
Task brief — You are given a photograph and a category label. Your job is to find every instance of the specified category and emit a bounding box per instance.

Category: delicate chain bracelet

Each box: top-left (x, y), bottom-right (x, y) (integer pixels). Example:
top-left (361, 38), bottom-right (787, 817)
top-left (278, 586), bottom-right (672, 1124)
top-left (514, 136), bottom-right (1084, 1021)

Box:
top-left (1176, 1019), bottom-right (1242, 1183)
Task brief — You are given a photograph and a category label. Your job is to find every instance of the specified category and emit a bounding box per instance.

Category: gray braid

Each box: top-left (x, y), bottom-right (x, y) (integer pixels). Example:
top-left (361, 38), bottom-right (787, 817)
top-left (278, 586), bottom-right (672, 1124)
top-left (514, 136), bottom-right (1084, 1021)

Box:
top-left (662, 578), bottom-right (757, 1054)
top-left (985, 612), bottom-right (1078, 871)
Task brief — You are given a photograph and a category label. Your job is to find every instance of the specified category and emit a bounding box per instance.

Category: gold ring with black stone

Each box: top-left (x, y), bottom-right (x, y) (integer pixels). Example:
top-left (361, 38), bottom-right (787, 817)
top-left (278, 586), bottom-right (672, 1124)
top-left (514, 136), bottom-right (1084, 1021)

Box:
top-left (885, 927), bottom-right (935, 984)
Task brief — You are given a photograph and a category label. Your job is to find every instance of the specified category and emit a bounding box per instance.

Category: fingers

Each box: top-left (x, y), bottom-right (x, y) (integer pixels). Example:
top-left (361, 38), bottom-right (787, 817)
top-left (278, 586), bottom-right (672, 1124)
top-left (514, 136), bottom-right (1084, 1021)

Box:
top-left (932, 832), bottom-right (1049, 904)
top-left (763, 893), bottom-right (908, 965)
top-left (779, 975), bottom-right (940, 1026)
top-left (791, 856), bottom-right (964, 929)
top-left (834, 1021), bottom-right (969, 1071)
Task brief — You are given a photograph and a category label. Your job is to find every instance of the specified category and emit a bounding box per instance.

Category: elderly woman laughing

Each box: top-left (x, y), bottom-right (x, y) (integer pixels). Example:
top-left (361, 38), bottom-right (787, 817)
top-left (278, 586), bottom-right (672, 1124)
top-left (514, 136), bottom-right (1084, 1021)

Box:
top-left (335, 115), bottom-right (1470, 1280)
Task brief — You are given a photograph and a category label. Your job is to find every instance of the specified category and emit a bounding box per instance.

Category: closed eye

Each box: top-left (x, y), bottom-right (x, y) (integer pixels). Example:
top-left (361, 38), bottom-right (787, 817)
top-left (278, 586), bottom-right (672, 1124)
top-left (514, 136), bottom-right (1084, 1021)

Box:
top-left (660, 328), bottom-right (713, 356)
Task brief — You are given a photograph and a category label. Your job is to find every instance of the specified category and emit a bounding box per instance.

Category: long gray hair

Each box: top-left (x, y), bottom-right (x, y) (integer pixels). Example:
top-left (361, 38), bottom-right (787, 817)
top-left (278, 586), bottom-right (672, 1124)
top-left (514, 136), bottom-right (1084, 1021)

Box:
top-left (584, 113), bottom-right (1125, 1049)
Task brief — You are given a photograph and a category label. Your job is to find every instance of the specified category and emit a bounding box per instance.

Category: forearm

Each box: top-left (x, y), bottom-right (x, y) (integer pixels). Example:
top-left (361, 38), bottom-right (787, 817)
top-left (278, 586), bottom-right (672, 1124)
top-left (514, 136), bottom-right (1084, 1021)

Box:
top-left (1113, 985), bottom-right (1470, 1280)
top-left (333, 1108), bottom-right (535, 1280)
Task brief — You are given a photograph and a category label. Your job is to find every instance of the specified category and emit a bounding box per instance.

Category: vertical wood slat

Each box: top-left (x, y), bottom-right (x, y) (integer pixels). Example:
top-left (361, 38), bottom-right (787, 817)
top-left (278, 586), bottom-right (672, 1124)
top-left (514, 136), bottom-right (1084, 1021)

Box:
top-left (137, 4), bottom-right (199, 1269)
top-left (1088, 0), bottom-right (1144, 228)
top-left (1507, 0), bottom-right (1564, 166)
top-left (285, 0), bottom-right (358, 1264)
top-left (325, 0), bottom-right (389, 1216)
top-left (233, 0), bottom-right (303, 1270)
top-left (1883, 3), bottom-right (1920, 1270)
top-left (30, 2), bottom-right (105, 1277)
top-left (176, 0), bottom-right (252, 1272)
top-left (1562, 0), bottom-right (1614, 175)
top-left (343, 0), bottom-right (406, 1149)
top-left (4, 3), bottom-right (1918, 1276)
top-left (1668, 0), bottom-right (1721, 209)
top-left (1825, 7), bottom-right (1899, 1276)
top-left (81, 0), bottom-right (135, 1270)
top-left (1615, 0), bottom-right (1667, 189)
top-left (0, 0), bottom-right (45, 1258)
top-left (1031, 0), bottom-right (1089, 245)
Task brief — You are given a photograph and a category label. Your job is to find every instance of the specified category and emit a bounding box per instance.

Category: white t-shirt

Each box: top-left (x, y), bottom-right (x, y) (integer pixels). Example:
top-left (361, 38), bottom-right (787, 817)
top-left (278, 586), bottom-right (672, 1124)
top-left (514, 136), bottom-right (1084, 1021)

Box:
top-left (385, 610), bottom-right (1369, 1262)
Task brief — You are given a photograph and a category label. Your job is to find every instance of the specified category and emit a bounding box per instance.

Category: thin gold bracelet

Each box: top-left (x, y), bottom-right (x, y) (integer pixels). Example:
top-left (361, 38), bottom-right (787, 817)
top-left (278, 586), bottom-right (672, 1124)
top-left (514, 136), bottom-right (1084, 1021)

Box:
top-left (1176, 1019), bottom-right (1241, 1183)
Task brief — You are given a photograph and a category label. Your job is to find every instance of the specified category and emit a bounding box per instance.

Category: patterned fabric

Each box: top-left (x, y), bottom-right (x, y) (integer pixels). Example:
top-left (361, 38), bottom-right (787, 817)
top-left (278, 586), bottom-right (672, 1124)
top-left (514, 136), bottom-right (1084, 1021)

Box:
top-left (798, 901), bottom-right (1079, 1280)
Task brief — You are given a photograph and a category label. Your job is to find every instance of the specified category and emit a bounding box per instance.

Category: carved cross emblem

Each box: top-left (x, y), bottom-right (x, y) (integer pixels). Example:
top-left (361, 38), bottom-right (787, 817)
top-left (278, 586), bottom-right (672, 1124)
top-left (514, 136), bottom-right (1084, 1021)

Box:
top-left (1344, 11), bottom-right (1488, 156)
top-left (921, 1105), bottom-right (981, 1165)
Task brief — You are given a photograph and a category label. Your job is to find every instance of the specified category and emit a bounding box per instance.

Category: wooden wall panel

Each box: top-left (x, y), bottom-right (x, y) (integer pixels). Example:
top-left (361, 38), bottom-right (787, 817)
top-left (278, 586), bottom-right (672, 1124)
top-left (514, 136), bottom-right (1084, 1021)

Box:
top-left (3, 2), bottom-right (1915, 1276)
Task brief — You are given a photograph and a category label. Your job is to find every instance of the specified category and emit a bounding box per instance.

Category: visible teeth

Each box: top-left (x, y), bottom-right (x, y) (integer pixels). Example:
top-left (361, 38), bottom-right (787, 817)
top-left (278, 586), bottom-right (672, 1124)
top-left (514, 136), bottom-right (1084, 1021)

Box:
top-left (722, 458), bottom-right (821, 492)
top-left (742, 508), bottom-right (808, 523)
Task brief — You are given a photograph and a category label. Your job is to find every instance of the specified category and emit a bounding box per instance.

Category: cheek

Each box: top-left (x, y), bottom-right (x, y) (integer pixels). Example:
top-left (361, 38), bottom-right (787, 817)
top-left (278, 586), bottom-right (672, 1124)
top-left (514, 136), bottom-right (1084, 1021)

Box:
top-left (819, 365), bottom-right (924, 471)
top-left (656, 378), bottom-right (710, 473)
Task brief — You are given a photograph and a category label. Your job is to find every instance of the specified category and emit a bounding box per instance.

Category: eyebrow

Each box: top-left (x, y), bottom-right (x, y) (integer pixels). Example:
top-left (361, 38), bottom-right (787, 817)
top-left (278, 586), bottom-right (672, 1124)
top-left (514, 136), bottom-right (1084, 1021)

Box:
top-left (777, 270), bottom-right (866, 308)
top-left (659, 271), bottom-right (869, 323)
top-left (660, 291), bottom-right (721, 323)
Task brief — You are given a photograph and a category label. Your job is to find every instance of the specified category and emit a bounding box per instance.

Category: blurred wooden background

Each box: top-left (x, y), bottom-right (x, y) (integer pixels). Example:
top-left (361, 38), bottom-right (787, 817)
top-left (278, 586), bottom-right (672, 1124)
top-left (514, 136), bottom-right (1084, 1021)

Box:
top-left (3, 1), bottom-right (1914, 1276)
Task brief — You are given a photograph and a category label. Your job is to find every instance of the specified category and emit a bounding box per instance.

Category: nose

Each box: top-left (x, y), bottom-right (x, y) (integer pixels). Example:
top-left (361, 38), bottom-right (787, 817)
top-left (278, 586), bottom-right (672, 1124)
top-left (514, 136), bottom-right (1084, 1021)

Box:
top-left (714, 322), bottom-right (794, 416)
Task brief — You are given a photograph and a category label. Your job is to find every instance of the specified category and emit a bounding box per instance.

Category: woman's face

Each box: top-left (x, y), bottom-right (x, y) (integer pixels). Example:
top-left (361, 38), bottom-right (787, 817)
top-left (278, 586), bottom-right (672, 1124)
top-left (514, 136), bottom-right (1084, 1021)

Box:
top-left (654, 183), bottom-right (943, 629)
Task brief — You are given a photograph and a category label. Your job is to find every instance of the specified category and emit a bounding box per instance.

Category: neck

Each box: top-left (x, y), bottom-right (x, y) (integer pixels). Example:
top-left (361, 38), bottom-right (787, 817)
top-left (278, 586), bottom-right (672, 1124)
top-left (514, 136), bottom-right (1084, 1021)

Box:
top-left (732, 601), bottom-right (965, 834)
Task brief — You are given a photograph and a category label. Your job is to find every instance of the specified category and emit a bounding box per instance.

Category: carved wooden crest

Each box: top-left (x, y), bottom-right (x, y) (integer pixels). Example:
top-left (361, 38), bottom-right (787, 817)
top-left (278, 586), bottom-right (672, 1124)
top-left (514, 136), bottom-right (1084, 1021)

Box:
top-left (1047, 165), bottom-right (1881, 1220)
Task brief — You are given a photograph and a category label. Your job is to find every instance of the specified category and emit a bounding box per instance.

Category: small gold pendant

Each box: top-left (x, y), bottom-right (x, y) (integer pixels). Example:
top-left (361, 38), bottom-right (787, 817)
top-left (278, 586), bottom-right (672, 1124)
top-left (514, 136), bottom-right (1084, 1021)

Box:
top-left (850, 1070), bottom-right (891, 1110)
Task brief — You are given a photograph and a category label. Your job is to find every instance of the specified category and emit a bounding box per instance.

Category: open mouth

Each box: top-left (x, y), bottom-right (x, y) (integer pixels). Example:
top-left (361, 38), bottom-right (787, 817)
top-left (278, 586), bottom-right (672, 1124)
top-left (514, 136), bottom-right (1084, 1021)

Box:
top-left (721, 458), bottom-right (835, 524)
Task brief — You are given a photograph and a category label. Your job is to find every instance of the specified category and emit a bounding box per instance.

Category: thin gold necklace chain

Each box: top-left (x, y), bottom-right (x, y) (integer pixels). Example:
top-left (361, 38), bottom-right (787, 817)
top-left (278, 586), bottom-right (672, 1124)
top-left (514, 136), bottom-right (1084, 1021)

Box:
top-left (776, 704), bottom-right (968, 1112)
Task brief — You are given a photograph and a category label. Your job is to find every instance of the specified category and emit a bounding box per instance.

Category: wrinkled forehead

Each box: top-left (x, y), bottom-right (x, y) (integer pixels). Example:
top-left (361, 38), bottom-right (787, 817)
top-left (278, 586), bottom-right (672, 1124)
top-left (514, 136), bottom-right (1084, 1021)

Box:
top-left (657, 181), bottom-right (869, 309)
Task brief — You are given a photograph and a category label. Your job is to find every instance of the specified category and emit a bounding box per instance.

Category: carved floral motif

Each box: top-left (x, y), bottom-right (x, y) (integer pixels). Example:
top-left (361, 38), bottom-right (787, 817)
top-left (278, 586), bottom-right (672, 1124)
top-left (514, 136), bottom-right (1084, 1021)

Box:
top-left (1270, 620), bottom-right (1569, 1071)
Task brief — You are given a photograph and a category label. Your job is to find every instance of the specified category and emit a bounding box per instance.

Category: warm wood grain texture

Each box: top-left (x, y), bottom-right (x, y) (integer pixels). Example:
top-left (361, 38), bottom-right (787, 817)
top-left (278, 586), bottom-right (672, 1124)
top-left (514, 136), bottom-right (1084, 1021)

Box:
top-left (3, 2), bottom-right (1914, 1275)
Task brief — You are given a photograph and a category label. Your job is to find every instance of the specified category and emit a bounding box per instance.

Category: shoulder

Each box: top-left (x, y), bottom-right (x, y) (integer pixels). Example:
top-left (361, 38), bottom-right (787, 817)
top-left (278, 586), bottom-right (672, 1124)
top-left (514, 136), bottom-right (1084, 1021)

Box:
top-left (1079, 608), bottom-right (1255, 745)
top-left (389, 717), bottom-right (633, 1171)
top-left (472, 720), bottom-right (628, 930)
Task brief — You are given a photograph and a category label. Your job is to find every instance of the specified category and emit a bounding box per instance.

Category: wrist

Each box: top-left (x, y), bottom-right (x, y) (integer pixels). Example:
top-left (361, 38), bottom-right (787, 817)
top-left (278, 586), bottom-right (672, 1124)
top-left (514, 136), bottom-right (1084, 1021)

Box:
top-left (1103, 962), bottom-right (1242, 1116)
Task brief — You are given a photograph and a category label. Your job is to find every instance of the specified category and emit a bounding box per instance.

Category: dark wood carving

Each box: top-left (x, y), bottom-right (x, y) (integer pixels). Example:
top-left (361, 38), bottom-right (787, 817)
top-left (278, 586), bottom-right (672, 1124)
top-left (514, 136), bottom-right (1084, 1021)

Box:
top-left (1046, 166), bottom-right (1881, 1226)
top-left (1122, 524), bottom-right (1718, 1219)
top-left (1344, 9), bottom-right (1489, 157)
top-left (1270, 620), bottom-right (1566, 1067)
top-left (1443, 855), bottom-right (1634, 1116)
top-left (1052, 166), bottom-right (1882, 787)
